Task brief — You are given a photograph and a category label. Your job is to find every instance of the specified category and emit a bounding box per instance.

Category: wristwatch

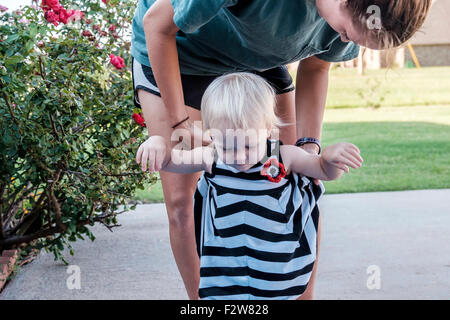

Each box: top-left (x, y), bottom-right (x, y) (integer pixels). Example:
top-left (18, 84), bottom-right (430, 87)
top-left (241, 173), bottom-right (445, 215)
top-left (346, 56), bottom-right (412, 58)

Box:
top-left (295, 137), bottom-right (321, 155)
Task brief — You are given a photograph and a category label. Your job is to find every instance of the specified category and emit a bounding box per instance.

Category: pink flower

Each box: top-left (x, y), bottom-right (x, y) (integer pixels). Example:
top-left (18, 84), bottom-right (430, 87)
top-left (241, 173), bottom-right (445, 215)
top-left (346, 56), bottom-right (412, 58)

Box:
top-left (19, 18), bottom-right (30, 25)
top-left (132, 112), bottom-right (146, 127)
top-left (52, 5), bottom-right (63, 14)
top-left (37, 41), bottom-right (45, 48)
top-left (102, 0), bottom-right (110, 5)
top-left (109, 54), bottom-right (125, 69)
top-left (108, 24), bottom-right (116, 32)
top-left (41, 0), bottom-right (84, 26)
top-left (0, 5), bottom-right (8, 12)
top-left (67, 10), bottom-right (84, 23)
top-left (82, 30), bottom-right (93, 37)
top-left (44, 10), bottom-right (59, 26)
top-left (58, 7), bottom-right (71, 24)
top-left (41, 0), bottom-right (60, 11)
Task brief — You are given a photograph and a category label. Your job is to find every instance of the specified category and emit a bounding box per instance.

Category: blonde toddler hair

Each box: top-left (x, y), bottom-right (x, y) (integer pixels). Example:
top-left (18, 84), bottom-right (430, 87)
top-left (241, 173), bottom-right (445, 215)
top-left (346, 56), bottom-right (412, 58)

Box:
top-left (201, 72), bottom-right (291, 132)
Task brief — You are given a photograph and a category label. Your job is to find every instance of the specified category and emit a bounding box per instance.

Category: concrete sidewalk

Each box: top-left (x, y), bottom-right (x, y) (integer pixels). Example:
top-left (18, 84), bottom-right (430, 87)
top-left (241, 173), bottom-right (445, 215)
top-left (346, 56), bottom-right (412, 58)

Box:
top-left (1, 189), bottom-right (449, 300)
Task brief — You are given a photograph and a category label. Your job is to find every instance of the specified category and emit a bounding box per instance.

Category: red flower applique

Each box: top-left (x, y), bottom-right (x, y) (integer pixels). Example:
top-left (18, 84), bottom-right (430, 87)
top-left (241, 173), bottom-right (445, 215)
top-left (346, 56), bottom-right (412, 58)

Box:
top-left (260, 157), bottom-right (286, 183)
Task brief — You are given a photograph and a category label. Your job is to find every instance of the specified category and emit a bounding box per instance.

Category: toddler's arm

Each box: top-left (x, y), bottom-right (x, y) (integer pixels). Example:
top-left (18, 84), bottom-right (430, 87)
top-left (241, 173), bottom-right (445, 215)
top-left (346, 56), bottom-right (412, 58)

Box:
top-left (136, 135), bottom-right (214, 174)
top-left (281, 142), bottom-right (363, 181)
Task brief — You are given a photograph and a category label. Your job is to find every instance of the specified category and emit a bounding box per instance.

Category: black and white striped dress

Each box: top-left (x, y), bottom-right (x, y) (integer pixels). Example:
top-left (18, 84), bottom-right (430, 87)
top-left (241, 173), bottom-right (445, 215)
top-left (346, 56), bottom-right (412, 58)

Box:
top-left (193, 139), bottom-right (325, 300)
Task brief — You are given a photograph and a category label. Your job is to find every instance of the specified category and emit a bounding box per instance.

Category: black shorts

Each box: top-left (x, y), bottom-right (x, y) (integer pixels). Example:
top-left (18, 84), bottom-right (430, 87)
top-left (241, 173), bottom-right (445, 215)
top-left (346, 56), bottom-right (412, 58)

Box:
top-left (131, 56), bottom-right (295, 111)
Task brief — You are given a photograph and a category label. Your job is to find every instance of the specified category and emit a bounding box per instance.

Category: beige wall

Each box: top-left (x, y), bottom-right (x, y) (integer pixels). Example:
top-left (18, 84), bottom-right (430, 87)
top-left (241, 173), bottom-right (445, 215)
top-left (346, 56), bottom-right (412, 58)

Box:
top-left (405, 44), bottom-right (450, 67)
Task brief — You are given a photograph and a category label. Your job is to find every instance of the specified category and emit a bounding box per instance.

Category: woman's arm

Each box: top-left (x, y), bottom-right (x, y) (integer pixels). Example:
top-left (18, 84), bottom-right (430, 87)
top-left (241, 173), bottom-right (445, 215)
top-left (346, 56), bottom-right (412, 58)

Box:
top-left (295, 55), bottom-right (331, 154)
top-left (142, 0), bottom-right (188, 127)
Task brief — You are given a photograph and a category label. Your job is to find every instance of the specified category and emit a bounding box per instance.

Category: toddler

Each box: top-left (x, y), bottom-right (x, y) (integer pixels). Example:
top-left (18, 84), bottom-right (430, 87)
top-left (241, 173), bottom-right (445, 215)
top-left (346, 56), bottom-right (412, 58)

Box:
top-left (136, 72), bottom-right (363, 299)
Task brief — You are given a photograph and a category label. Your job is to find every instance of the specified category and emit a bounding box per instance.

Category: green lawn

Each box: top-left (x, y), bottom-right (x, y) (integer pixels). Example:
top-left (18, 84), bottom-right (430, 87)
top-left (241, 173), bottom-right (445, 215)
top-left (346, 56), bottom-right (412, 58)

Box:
top-left (325, 67), bottom-right (450, 109)
top-left (134, 176), bottom-right (164, 203)
top-left (321, 106), bottom-right (450, 193)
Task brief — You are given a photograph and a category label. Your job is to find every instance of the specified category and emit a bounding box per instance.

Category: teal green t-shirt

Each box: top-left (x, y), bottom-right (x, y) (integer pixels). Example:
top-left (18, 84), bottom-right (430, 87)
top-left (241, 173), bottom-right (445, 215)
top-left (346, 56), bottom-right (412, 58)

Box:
top-left (131, 0), bottom-right (360, 75)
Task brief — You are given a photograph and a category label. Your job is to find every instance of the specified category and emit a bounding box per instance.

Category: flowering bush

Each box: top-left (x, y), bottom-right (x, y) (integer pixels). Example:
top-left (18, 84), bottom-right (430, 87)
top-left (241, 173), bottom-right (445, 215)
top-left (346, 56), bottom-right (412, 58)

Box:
top-left (0, 0), bottom-right (152, 263)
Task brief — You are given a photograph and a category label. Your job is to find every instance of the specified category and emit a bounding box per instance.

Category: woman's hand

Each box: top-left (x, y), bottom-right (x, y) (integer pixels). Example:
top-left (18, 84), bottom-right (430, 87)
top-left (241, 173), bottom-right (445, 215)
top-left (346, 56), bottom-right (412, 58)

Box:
top-left (321, 142), bottom-right (363, 174)
top-left (136, 135), bottom-right (167, 173)
top-left (172, 117), bottom-right (212, 150)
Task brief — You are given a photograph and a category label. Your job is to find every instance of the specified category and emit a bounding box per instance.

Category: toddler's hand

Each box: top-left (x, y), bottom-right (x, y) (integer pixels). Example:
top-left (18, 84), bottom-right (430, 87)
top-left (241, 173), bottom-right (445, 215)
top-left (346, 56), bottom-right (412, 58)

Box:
top-left (321, 142), bottom-right (363, 173)
top-left (136, 135), bottom-right (167, 173)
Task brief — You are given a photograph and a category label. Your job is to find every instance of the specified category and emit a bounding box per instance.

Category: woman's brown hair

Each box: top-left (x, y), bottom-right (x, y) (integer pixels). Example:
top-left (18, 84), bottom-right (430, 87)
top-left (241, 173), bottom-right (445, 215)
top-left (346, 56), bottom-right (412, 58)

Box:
top-left (346, 0), bottom-right (433, 48)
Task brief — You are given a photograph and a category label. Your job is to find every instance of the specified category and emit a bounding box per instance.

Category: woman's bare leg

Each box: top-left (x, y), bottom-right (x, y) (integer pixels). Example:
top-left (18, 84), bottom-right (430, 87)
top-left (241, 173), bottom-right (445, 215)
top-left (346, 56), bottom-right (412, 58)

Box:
top-left (297, 207), bottom-right (322, 300)
top-left (274, 91), bottom-right (322, 300)
top-left (138, 89), bottom-right (202, 300)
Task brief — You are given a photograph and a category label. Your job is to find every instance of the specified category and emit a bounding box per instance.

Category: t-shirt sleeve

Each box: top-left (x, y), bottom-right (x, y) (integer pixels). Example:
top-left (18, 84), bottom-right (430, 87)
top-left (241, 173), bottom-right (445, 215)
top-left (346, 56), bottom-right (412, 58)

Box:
top-left (316, 38), bottom-right (360, 62)
top-left (170, 0), bottom-right (238, 34)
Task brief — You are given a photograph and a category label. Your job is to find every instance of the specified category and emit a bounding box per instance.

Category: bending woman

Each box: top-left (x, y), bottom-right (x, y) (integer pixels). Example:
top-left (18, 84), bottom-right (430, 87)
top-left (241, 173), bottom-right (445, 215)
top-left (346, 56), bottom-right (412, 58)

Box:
top-left (130, 0), bottom-right (431, 299)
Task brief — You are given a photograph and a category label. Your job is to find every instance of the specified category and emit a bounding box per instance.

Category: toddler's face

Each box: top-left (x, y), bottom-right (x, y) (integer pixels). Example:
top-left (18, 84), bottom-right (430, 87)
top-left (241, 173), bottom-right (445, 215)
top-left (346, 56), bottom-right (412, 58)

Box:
top-left (209, 125), bottom-right (270, 172)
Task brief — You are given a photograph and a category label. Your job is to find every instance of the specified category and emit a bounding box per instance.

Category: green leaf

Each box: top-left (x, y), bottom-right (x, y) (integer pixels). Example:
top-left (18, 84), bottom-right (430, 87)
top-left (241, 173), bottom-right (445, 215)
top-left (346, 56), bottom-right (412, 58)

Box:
top-left (2, 132), bottom-right (13, 145)
top-left (56, 241), bottom-right (64, 251)
top-left (76, 233), bottom-right (85, 240)
top-left (5, 55), bottom-right (24, 66)
top-left (29, 25), bottom-right (38, 38)
top-left (5, 48), bottom-right (14, 57)
top-left (5, 34), bottom-right (19, 44)
top-left (25, 40), bottom-right (34, 52)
